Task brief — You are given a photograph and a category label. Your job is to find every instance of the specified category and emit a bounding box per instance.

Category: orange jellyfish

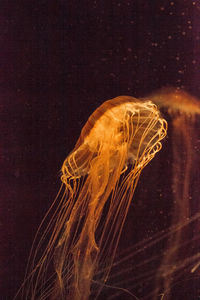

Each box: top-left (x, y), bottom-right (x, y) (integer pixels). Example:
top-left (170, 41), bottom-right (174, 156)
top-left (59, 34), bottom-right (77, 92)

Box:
top-left (145, 87), bottom-right (200, 299)
top-left (16, 96), bottom-right (167, 300)
top-left (99, 88), bottom-right (200, 300)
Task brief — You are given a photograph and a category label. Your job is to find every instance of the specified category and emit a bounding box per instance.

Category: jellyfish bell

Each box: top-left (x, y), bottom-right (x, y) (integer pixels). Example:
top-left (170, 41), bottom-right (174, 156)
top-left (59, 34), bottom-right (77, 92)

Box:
top-left (17, 96), bottom-right (167, 300)
top-left (62, 97), bottom-right (166, 183)
top-left (147, 87), bottom-right (200, 117)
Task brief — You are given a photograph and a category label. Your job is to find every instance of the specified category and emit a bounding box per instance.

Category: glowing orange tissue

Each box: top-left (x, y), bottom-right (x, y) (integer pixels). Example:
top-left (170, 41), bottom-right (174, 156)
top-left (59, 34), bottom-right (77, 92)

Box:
top-left (146, 87), bottom-right (200, 299)
top-left (17, 96), bottom-right (167, 300)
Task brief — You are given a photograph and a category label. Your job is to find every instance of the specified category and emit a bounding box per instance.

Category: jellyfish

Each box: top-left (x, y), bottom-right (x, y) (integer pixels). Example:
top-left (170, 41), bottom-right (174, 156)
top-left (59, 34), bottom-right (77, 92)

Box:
top-left (144, 87), bottom-right (200, 299)
top-left (16, 96), bottom-right (167, 300)
top-left (98, 88), bottom-right (200, 300)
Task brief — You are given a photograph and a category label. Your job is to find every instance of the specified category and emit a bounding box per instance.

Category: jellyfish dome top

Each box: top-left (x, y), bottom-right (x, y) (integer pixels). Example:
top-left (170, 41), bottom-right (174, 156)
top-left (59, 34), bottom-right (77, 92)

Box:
top-left (62, 96), bottom-right (167, 184)
top-left (146, 87), bottom-right (200, 117)
top-left (19, 96), bottom-right (167, 300)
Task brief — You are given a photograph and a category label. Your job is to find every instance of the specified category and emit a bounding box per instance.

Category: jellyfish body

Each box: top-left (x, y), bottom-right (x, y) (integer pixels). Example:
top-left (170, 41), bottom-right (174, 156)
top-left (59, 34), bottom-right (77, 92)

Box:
top-left (145, 88), bottom-right (200, 299)
top-left (18, 96), bottom-right (167, 300)
top-left (147, 87), bottom-right (200, 116)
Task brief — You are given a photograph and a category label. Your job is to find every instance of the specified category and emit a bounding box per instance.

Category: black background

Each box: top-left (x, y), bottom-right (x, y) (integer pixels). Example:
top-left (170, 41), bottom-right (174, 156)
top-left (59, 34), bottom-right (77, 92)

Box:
top-left (1, 1), bottom-right (200, 299)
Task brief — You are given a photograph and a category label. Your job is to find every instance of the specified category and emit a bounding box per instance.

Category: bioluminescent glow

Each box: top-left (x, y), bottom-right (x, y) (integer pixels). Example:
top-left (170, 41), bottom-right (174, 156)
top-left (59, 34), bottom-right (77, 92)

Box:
top-left (16, 96), bottom-right (167, 300)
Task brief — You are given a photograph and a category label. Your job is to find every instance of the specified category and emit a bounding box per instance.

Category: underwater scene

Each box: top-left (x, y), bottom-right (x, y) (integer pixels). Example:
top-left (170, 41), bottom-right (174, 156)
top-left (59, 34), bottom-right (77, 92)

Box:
top-left (1, 1), bottom-right (200, 300)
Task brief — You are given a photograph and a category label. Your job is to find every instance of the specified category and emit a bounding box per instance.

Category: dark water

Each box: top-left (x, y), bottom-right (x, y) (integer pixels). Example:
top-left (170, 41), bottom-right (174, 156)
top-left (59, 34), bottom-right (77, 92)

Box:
top-left (1, 1), bottom-right (200, 299)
